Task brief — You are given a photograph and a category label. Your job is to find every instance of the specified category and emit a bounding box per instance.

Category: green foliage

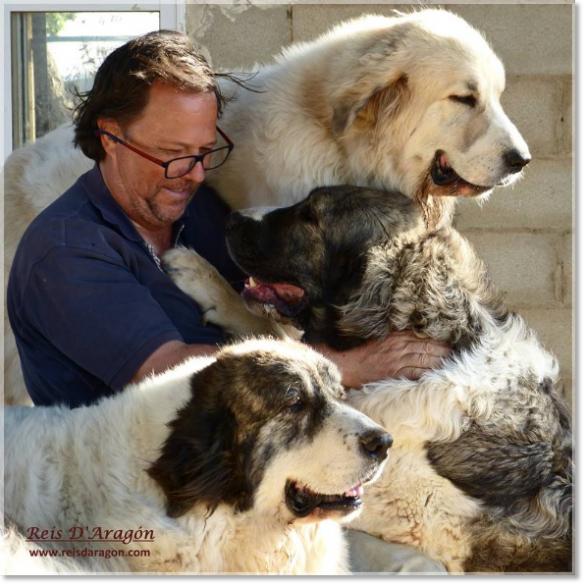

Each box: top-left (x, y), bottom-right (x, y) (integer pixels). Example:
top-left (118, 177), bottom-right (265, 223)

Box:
top-left (46, 13), bottom-right (75, 37)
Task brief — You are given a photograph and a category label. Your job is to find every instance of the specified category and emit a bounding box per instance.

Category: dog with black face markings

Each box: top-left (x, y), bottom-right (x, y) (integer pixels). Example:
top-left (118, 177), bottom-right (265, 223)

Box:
top-left (163, 186), bottom-right (573, 573)
top-left (3, 338), bottom-right (392, 575)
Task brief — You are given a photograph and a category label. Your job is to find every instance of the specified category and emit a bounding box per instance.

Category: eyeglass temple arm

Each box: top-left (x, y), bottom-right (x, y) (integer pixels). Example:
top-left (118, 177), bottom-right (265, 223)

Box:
top-left (216, 126), bottom-right (234, 148)
top-left (93, 129), bottom-right (166, 166)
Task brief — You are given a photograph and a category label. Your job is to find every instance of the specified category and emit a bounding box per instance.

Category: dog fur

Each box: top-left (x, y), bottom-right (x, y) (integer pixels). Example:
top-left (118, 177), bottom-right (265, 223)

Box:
top-left (3, 9), bottom-right (529, 406)
top-left (3, 338), bottom-right (392, 574)
top-left (162, 186), bottom-right (573, 573)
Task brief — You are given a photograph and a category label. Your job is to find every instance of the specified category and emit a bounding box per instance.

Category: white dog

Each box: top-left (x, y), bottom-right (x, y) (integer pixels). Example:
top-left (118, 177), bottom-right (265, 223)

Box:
top-left (3, 10), bottom-right (529, 404)
top-left (3, 338), bottom-right (392, 574)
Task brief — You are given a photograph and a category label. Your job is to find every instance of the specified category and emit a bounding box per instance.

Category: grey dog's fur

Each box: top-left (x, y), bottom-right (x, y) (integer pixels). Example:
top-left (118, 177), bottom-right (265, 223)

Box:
top-left (164, 185), bottom-right (573, 573)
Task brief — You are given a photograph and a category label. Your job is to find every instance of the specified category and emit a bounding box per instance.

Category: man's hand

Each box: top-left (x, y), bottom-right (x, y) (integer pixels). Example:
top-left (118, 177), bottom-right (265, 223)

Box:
top-left (314, 331), bottom-right (452, 388)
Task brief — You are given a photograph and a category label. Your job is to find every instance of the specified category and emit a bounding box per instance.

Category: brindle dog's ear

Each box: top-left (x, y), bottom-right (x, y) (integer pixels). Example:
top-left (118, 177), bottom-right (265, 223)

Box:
top-left (147, 366), bottom-right (247, 518)
top-left (305, 247), bottom-right (370, 351)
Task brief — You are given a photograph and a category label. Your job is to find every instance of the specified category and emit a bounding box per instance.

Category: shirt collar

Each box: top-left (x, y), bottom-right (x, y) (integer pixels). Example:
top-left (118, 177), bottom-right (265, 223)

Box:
top-left (83, 163), bottom-right (191, 243)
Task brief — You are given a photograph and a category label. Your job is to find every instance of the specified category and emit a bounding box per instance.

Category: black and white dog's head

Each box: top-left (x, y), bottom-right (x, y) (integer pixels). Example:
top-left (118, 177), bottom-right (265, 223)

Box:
top-left (148, 338), bottom-right (392, 523)
top-left (226, 186), bottom-right (424, 348)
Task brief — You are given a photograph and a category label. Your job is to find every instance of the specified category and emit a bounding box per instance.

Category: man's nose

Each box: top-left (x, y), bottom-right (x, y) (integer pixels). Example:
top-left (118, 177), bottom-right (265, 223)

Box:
top-left (185, 160), bottom-right (206, 182)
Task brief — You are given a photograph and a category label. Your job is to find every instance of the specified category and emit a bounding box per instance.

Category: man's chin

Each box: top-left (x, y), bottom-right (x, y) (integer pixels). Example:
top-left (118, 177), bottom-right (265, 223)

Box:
top-left (155, 189), bottom-right (197, 222)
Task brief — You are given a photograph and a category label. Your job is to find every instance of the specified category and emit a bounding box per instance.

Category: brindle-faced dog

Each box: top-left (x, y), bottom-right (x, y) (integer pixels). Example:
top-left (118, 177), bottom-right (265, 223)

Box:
top-left (163, 186), bottom-right (573, 573)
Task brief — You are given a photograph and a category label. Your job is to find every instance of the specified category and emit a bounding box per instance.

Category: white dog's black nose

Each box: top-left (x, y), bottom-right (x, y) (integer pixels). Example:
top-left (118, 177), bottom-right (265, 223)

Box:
top-left (360, 431), bottom-right (393, 463)
top-left (503, 149), bottom-right (531, 173)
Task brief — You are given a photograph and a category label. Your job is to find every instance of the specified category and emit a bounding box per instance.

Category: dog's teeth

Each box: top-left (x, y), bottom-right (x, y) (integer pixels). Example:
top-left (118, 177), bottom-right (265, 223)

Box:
top-left (344, 484), bottom-right (364, 498)
top-left (249, 277), bottom-right (257, 287)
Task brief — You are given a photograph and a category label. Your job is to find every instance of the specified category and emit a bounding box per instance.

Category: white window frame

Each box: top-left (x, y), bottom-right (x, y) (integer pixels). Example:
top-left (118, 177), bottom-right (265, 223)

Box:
top-left (2, 1), bottom-right (187, 162)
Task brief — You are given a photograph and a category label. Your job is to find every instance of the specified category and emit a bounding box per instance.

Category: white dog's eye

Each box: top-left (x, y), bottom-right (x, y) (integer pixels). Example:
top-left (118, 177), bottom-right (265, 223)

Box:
top-left (449, 95), bottom-right (477, 108)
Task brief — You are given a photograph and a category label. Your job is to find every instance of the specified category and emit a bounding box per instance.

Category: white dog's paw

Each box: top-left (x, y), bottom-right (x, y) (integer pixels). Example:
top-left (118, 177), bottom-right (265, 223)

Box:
top-left (162, 247), bottom-right (234, 315)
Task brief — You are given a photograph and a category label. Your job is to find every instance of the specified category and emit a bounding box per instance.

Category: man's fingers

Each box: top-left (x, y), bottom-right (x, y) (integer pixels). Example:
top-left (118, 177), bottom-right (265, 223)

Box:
top-left (419, 340), bottom-right (452, 357)
top-left (395, 367), bottom-right (428, 381)
top-left (377, 332), bottom-right (452, 353)
top-left (396, 352), bottom-right (447, 370)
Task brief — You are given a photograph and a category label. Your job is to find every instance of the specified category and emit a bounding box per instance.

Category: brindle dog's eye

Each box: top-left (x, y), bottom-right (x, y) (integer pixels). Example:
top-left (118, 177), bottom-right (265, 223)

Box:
top-left (449, 95), bottom-right (477, 108)
top-left (301, 208), bottom-right (317, 225)
top-left (285, 388), bottom-right (304, 413)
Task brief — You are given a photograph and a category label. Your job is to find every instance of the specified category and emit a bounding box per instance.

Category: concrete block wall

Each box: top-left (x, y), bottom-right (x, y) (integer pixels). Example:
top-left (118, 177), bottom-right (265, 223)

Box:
top-left (185, 1), bottom-right (574, 407)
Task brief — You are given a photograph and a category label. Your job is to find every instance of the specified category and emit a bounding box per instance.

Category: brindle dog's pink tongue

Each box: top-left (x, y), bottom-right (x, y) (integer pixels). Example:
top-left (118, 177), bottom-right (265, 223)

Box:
top-left (271, 283), bottom-right (305, 304)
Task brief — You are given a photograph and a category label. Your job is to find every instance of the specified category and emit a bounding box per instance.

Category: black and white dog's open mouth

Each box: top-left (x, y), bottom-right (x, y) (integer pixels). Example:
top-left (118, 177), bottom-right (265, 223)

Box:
top-left (285, 480), bottom-right (365, 518)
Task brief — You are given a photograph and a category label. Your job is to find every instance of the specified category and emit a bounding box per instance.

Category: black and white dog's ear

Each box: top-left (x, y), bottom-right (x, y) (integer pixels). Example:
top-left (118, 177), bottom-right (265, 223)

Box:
top-left (147, 366), bottom-right (247, 518)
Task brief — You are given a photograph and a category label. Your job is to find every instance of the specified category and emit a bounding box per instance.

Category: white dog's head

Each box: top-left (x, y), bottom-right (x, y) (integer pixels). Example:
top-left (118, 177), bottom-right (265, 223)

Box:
top-left (148, 339), bottom-right (391, 524)
top-left (323, 9), bottom-right (530, 225)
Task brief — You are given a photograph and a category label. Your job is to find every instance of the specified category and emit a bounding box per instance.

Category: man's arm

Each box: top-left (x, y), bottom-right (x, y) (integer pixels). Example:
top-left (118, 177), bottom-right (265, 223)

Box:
top-left (130, 331), bottom-right (451, 388)
top-left (129, 341), bottom-right (218, 384)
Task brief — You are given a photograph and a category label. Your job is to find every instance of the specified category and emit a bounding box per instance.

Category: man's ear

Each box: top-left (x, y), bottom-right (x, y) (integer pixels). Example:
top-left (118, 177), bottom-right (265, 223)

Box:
top-left (96, 118), bottom-right (121, 155)
top-left (147, 366), bottom-right (247, 518)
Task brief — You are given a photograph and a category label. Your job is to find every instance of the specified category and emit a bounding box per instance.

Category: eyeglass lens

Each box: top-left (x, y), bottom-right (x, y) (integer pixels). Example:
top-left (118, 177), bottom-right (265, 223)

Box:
top-left (166, 147), bottom-right (231, 178)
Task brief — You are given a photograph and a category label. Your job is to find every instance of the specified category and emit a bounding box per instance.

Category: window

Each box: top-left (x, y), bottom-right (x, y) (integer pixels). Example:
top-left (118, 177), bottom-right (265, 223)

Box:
top-left (3, 2), bottom-right (186, 160)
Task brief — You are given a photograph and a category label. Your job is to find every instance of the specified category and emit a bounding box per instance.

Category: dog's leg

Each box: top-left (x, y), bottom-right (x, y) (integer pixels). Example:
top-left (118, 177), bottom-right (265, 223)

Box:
top-left (162, 247), bottom-right (291, 340)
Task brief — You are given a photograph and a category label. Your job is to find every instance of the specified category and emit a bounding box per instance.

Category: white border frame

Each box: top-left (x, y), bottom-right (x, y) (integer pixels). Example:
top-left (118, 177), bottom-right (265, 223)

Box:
top-left (2, 1), bottom-right (187, 162)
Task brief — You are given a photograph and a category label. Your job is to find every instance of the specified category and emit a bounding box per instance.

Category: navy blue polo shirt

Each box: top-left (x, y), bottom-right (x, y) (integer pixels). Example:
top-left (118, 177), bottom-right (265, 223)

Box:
top-left (7, 164), bottom-right (244, 408)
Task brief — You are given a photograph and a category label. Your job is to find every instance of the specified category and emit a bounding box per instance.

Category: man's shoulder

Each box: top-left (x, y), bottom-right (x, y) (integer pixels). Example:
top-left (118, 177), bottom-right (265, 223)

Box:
top-left (17, 172), bottom-right (124, 264)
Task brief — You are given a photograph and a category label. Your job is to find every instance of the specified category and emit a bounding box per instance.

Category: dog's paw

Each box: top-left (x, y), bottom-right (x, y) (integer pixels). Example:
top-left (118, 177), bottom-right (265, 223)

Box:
top-left (161, 247), bottom-right (279, 338)
top-left (162, 247), bottom-right (213, 278)
top-left (162, 247), bottom-right (232, 313)
top-left (201, 307), bottom-right (221, 327)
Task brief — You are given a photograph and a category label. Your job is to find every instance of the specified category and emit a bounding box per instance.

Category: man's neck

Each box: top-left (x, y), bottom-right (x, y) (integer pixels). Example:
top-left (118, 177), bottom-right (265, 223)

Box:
top-left (134, 223), bottom-right (173, 257)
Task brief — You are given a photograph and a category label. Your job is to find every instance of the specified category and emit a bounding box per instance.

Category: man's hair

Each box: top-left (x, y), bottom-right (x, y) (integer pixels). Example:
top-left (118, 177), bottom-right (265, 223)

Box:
top-left (73, 30), bottom-right (226, 161)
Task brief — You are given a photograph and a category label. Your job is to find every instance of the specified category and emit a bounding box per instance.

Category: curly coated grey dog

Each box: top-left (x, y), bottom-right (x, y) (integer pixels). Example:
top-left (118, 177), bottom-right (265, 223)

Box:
top-left (164, 186), bottom-right (573, 573)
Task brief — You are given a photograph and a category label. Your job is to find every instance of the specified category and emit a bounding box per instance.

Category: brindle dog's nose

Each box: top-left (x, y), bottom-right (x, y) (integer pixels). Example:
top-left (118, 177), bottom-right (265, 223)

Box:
top-left (503, 149), bottom-right (531, 173)
top-left (360, 431), bottom-right (393, 463)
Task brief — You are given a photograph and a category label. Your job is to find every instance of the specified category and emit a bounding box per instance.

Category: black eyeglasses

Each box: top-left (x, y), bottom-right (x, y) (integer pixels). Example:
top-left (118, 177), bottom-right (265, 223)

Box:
top-left (93, 127), bottom-right (234, 179)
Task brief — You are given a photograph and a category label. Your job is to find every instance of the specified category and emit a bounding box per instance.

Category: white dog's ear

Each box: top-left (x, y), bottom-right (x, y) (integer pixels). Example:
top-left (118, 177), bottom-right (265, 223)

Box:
top-left (331, 72), bottom-right (409, 136)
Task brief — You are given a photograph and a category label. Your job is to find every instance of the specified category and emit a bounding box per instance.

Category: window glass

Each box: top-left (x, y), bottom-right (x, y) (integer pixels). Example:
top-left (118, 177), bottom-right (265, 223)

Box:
top-left (11, 11), bottom-right (160, 149)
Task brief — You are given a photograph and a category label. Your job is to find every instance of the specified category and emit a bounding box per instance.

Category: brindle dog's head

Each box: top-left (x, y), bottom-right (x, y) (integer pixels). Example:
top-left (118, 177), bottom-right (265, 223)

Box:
top-left (226, 186), bottom-right (423, 349)
top-left (148, 338), bottom-right (392, 522)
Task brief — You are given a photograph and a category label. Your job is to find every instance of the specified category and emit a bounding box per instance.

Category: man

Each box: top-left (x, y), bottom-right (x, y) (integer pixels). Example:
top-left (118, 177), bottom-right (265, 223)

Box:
top-left (8, 30), bottom-right (450, 409)
top-left (8, 31), bottom-right (447, 572)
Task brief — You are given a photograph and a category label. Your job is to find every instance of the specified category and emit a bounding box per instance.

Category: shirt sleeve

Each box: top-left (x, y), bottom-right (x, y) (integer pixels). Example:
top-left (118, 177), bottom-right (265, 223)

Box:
top-left (18, 244), bottom-right (185, 390)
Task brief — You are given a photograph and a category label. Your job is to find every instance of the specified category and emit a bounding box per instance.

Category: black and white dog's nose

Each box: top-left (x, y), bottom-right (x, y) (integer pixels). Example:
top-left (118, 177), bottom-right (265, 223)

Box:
top-left (360, 430), bottom-right (393, 463)
top-left (503, 149), bottom-right (531, 173)
top-left (226, 210), bottom-right (245, 231)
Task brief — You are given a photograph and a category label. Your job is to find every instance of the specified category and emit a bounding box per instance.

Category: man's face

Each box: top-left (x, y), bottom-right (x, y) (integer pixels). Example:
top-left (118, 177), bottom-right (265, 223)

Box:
top-left (100, 83), bottom-right (218, 231)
